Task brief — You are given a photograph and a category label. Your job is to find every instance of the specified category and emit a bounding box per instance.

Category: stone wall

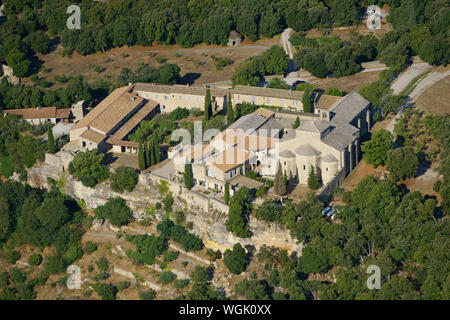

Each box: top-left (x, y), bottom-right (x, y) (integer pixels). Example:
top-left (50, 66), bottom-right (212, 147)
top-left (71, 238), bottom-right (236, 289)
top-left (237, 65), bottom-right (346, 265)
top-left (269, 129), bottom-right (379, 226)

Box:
top-left (19, 151), bottom-right (304, 254)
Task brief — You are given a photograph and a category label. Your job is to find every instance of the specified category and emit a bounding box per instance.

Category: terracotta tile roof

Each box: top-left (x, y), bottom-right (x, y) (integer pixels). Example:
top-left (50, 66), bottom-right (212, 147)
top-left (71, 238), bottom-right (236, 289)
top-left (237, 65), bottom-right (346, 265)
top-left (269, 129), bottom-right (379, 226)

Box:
top-left (239, 134), bottom-right (277, 152)
top-left (176, 144), bottom-right (215, 162)
top-left (211, 148), bottom-right (251, 172)
top-left (71, 86), bottom-right (136, 132)
top-left (4, 107), bottom-right (57, 119)
top-left (108, 99), bottom-right (159, 142)
top-left (56, 108), bottom-right (71, 119)
top-left (80, 129), bottom-right (106, 144)
top-left (253, 108), bottom-right (275, 118)
top-left (133, 83), bottom-right (229, 97)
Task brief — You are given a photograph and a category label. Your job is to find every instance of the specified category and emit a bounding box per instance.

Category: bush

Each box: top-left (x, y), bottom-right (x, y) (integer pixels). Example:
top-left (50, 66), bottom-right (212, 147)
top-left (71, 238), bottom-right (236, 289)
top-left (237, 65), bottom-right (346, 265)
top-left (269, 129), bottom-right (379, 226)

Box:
top-left (190, 108), bottom-right (202, 117)
top-left (116, 281), bottom-right (131, 291)
top-left (92, 271), bottom-right (110, 281)
top-left (156, 219), bottom-right (203, 251)
top-left (85, 242), bottom-right (98, 254)
top-left (10, 268), bottom-right (26, 284)
top-left (139, 289), bottom-right (156, 300)
top-left (169, 107), bottom-right (190, 121)
top-left (5, 250), bottom-right (21, 264)
top-left (90, 283), bottom-right (117, 300)
top-left (68, 150), bottom-right (110, 188)
top-left (173, 279), bottom-right (189, 289)
top-left (386, 147), bottom-right (419, 182)
top-left (28, 254), bottom-right (42, 266)
top-left (223, 243), bottom-right (247, 275)
top-left (158, 271), bottom-right (177, 284)
top-left (110, 166), bottom-right (139, 193)
top-left (96, 257), bottom-right (109, 272)
top-left (94, 197), bottom-right (132, 227)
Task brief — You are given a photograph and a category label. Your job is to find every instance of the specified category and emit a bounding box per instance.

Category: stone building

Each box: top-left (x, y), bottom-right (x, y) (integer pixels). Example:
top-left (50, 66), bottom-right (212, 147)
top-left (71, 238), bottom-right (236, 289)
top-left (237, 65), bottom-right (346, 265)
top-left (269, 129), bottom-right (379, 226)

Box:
top-left (228, 30), bottom-right (242, 46)
top-left (3, 107), bottom-right (72, 125)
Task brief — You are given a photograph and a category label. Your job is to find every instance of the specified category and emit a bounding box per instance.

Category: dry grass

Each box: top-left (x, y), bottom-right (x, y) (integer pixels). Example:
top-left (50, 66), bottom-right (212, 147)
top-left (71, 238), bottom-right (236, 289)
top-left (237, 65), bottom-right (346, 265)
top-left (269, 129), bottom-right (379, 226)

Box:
top-left (415, 75), bottom-right (450, 115)
top-left (312, 70), bottom-right (383, 94)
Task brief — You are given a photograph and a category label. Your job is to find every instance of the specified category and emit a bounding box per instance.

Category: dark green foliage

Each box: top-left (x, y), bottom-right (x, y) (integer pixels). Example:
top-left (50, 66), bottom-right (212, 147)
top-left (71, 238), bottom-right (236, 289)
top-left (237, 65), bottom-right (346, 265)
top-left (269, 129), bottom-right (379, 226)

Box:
top-left (28, 254), bottom-right (42, 266)
top-left (179, 266), bottom-right (221, 300)
top-left (302, 88), bottom-right (312, 113)
top-left (5, 250), bottom-right (20, 264)
top-left (204, 89), bottom-right (212, 121)
top-left (96, 257), bottom-right (109, 272)
top-left (139, 289), bottom-right (156, 300)
top-left (157, 218), bottom-right (203, 251)
top-left (184, 163), bottom-right (192, 189)
top-left (255, 199), bottom-right (284, 222)
top-left (94, 197), bottom-right (132, 227)
top-left (169, 107), bottom-right (190, 121)
top-left (361, 129), bottom-right (394, 167)
top-left (223, 243), bottom-right (247, 275)
top-left (68, 150), bottom-right (110, 187)
top-left (224, 181), bottom-right (230, 204)
top-left (138, 142), bottom-right (145, 171)
top-left (266, 78), bottom-right (290, 90)
top-left (274, 162), bottom-right (286, 196)
top-left (307, 166), bottom-right (322, 190)
top-left (226, 93), bottom-right (234, 124)
top-left (173, 279), bottom-right (189, 289)
top-left (158, 271), bottom-right (176, 284)
top-left (225, 187), bottom-right (252, 238)
top-left (292, 116), bottom-right (300, 129)
top-left (47, 125), bottom-right (55, 154)
top-left (125, 234), bottom-right (166, 265)
top-left (386, 147), bottom-right (419, 181)
top-left (90, 283), bottom-right (117, 300)
top-left (110, 166), bottom-right (138, 193)
top-left (85, 242), bottom-right (98, 254)
top-left (324, 87), bottom-right (342, 96)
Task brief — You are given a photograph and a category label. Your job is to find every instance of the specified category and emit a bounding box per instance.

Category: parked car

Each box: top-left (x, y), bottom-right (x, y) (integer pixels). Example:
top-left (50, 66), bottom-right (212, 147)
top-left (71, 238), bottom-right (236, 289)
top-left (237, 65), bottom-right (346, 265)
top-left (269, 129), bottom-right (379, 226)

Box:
top-left (326, 209), bottom-right (335, 218)
top-left (292, 80), bottom-right (304, 87)
top-left (322, 207), bottom-right (331, 215)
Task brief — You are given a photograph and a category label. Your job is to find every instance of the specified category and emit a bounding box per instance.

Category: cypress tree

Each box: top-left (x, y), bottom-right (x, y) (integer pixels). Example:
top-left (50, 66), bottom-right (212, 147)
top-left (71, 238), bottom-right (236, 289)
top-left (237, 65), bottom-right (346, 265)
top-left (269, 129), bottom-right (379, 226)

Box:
top-left (292, 116), bottom-right (300, 129)
top-left (204, 88), bottom-right (212, 121)
top-left (47, 124), bottom-right (55, 153)
top-left (307, 166), bottom-right (322, 190)
top-left (226, 93), bottom-right (234, 124)
top-left (302, 88), bottom-right (312, 113)
top-left (224, 181), bottom-right (230, 204)
top-left (144, 141), bottom-right (150, 168)
top-left (149, 141), bottom-right (155, 166)
top-left (138, 142), bottom-right (145, 171)
top-left (274, 161), bottom-right (286, 196)
top-left (153, 135), bottom-right (160, 163)
top-left (184, 162), bottom-right (192, 189)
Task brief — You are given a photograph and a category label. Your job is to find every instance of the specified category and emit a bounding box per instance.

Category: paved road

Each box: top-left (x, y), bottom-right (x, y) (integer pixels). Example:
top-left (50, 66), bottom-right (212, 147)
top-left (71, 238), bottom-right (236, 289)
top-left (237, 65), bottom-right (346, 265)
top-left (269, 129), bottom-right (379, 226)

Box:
top-left (280, 28), bottom-right (295, 59)
top-left (409, 70), bottom-right (450, 101)
top-left (391, 62), bottom-right (432, 95)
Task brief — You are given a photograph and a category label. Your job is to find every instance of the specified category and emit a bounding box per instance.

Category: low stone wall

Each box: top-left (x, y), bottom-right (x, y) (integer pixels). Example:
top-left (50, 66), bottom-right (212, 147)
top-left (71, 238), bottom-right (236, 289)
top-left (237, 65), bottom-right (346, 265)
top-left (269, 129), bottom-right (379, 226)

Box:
top-left (316, 167), bottom-right (346, 202)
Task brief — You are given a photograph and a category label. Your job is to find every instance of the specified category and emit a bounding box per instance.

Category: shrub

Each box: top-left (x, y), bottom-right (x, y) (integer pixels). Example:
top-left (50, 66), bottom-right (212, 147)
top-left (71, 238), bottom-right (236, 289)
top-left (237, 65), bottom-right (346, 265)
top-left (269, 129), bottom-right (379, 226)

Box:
top-left (85, 242), bottom-right (98, 254)
top-left (10, 268), bottom-right (26, 284)
top-left (116, 281), bottom-right (131, 291)
top-left (139, 289), bottom-right (156, 300)
top-left (96, 257), bottom-right (109, 272)
top-left (190, 108), bottom-right (202, 117)
top-left (92, 271), bottom-right (110, 281)
top-left (158, 271), bottom-right (177, 284)
top-left (169, 107), bottom-right (190, 121)
top-left (5, 250), bottom-right (21, 264)
top-left (223, 243), bottom-right (247, 275)
top-left (28, 254), bottom-right (42, 266)
top-left (173, 279), bottom-right (189, 289)
top-left (94, 197), bottom-right (132, 227)
top-left (68, 150), bottom-right (110, 188)
top-left (110, 166), bottom-right (139, 193)
top-left (90, 283), bottom-right (117, 300)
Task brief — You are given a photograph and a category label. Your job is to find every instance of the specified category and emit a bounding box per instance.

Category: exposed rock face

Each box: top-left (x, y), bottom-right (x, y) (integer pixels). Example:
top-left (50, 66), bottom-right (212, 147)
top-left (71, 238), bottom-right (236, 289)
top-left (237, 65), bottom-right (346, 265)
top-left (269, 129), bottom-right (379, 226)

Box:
top-left (20, 151), bottom-right (303, 254)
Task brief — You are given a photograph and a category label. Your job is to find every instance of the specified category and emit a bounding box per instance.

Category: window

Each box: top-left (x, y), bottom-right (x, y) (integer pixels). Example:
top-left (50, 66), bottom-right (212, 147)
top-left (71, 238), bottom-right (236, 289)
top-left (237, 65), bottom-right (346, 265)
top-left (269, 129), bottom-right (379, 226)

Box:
top-left (267, 98), bottom-right (270, 104)
top-left (146, 93), bottom-right (150, 99)
top-left (196, 97), bottom-right (199, 102)
top-left (251, 96), bottom-right (255, 104)
top-left (284, 161), bottom-right (286, 165)
top-left (179, 95), bottom-right (182, 100)
top-left (155, 94), bottom-right (158, 99)
top-left (326, 167), bottom-right (328, 171)
top-left (280, 99), bottom-right (283, 105)
top-left (164, 95), bottom-right (168, 100)
top-left (237, 95), bottom-right (240, 100)
top-left (303, 165), bottom-right (306, 170)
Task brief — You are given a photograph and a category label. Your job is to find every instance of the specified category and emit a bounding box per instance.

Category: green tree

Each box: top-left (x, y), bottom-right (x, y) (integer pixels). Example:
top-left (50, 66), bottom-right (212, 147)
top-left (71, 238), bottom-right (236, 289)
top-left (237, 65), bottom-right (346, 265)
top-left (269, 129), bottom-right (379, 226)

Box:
top-left (325, 87), bottom-right (342, 96)
top-left (266, 78), bottom-right (290, 90)
top-left (361, 129), bottom-right (394, 167)
top-left (6, 49), bottom-right (30, 77)
top-left (138, 142), bottom-right (145, 171)
top-left (224, 181), bottom-right (230, 204)
top-left (94, 197), bottom-right (132, 227)
top-left (223, 243), bottom-right (247, 275)
top-left (274, 161), bottom-right (286, 196)
top-left (110, 166), bottom-right (139, 193)
top-left (307, 166), bottom-right (322, 190)
top-left (225, 187), bottom-right (252, 238)
top-left (302, 87), bottom-right (312, 113)
top-left (47, 125), bottom-right (55, 154)
top-left (386, 147), bottom-right (419, 182)
top-left (226, 93), bottom-right (234, 124)
top-left (204, 89), bottom-right (212, 121)
top-left (28, 254), bottom-right (42, 266)
top-left (90, 283), bottom-right (117, 300)
top-left (153, 135), bottom-right (160, 163)
top-left (292, 116), bottom-right (300, 129)
top-left (184, 162), bottom-right (192, 189)
top-left (68, 150), bottom-right (110, 187)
